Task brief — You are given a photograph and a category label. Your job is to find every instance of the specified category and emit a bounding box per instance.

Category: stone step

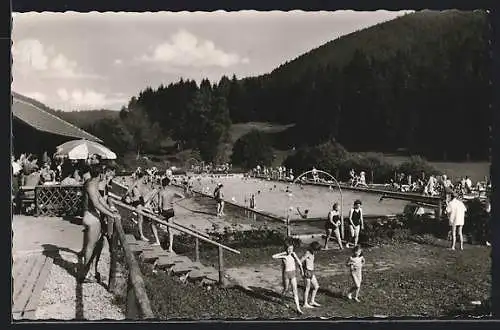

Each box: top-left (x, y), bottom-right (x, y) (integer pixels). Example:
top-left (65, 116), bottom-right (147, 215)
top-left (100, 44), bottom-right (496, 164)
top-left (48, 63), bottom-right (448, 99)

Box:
top-left (154, 254), bottom-right (191, 269)
top-left (140, 247), bottom-right (171, 263)
top-left (171, 261), bottom-right (196, 275)
top-left (125, 234), bottom-right (137, 245)
top-left (200, 267), bottom-right (220, 283)
top-left (186, 269), bottom-right (206, 281)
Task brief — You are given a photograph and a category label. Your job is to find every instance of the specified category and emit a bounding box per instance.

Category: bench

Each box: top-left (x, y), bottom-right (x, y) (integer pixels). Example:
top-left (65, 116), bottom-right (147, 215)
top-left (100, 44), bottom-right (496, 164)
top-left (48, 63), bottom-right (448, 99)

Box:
top-left (12, 254), bottom-right (53, 320)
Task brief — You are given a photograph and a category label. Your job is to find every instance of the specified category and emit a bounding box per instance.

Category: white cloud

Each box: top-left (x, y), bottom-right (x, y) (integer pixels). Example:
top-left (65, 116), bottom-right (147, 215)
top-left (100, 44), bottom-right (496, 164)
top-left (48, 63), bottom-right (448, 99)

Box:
top-left (12, 38), bottom-right (101, 79)
top-left (114, 59), bottom-right (123, 65)
top-left (56, 88), bottom-right (127, 109)
top-left (24, 92), bottom-right (47, 102)
top-left (57, 88), bottom-right (69, 101)
top-left (140, 30), bottom-right (249, 68)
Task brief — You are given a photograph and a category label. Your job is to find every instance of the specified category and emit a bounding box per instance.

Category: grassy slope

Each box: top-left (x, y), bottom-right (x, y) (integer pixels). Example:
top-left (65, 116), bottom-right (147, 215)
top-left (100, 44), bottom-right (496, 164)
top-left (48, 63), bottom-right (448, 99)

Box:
top-left (145, 239), bottom-right (491, 319)
top-left (384, 155), bottom-right (490, 182)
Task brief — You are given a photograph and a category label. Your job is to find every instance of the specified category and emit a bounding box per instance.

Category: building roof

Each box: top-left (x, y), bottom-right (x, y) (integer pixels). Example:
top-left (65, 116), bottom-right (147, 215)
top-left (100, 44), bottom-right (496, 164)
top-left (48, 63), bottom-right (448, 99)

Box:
top-left (12, 97), bottom-right (102, 142)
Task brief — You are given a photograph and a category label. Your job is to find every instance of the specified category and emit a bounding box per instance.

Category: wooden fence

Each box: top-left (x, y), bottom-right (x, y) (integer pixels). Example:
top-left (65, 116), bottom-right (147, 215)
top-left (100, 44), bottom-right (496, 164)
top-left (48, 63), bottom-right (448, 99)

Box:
top-left (34, 185), bottom-right (84, 217)
top-left (106, 212), bottom-right (155, 319)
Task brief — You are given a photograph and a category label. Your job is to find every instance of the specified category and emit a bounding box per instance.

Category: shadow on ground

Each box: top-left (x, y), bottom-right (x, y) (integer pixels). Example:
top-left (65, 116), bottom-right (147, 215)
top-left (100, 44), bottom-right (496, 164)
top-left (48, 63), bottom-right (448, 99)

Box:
top-left (41, 244), bottom-right (84, 319)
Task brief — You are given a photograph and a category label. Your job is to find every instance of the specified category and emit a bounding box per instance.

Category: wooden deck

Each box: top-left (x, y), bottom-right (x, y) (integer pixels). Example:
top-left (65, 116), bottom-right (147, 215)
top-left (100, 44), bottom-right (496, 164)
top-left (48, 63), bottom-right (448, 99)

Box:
top-left (12, 254), bottom-right (53, 320)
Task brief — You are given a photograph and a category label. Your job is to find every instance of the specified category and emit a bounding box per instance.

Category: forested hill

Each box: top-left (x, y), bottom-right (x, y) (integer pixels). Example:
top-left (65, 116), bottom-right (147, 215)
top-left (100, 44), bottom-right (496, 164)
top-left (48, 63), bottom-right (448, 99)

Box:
top-left (12, 91), bottom-right (119, 128)
top-left (127, 9), bottom-right (490, 161)
top-left (258, 10), bottom-right (478, 86)
top-left (237, 9), bottom-right (491, 161)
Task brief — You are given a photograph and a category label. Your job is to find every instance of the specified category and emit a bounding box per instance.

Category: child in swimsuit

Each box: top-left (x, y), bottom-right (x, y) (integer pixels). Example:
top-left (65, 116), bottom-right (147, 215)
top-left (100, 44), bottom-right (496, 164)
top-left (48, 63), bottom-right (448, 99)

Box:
top-left (272, 242), bottom-right (304, 314)
top-left (300, 241), bottom-right (322, 308)
top-left (346, 245), bottom-right (365, 302)
top-left (348, 200), bottom-right (364, 247)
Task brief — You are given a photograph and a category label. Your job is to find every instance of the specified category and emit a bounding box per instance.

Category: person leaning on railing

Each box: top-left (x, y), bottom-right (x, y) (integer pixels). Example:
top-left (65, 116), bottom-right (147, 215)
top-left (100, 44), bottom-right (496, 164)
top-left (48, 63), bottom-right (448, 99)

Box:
top-left (78, 164), bottom-right (121, 283)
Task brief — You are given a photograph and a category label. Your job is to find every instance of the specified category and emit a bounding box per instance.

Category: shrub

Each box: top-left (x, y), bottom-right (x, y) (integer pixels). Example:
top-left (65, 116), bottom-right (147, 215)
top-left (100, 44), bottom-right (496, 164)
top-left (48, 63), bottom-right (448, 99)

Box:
top-left (231, 130), bottom-right (274, 169)
top-left (173, 227), bottom-right (301, 253)
top-left (284, 144), bottom-right (396, 183)
top-left (337, 152), bottom-right (396, 183)
top-left (463, 199), bottom-right (490, 244)
top-left (357, 216), bottom-right (410, 245)
top-left (396, 155), bottom-right (439, 180)
top-left (401, 199), bottom-right (490, 244)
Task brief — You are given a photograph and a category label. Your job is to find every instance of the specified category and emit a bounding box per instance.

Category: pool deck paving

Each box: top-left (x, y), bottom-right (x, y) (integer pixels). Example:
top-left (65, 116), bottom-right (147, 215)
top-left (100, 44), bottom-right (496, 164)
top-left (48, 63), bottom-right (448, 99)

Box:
top-left (12, 215), bottom-right (124, 320)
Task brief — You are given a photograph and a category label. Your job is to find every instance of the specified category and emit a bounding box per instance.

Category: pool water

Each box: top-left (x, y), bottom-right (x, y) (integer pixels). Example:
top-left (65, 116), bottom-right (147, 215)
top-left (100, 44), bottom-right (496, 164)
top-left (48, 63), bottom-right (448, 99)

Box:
top-left (192, 175), bottom-right (409, 219)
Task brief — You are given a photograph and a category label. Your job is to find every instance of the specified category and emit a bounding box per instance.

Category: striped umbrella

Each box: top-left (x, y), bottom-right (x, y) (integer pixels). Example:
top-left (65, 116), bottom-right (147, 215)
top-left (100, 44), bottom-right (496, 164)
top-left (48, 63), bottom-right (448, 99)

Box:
top-left (55, 139), bottom-right (117, 160)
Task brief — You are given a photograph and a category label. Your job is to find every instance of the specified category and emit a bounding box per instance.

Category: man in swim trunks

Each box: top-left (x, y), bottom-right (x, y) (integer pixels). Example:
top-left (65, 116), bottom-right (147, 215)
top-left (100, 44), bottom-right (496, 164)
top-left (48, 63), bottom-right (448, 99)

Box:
top-left (214, 183), bottom-right (225, 217)
top-left (158, 177), bottom-right (185, 252)
top-left (79, 164), bottom-right (120, 283)
top-left (125, 170), bottom-right (150, 241)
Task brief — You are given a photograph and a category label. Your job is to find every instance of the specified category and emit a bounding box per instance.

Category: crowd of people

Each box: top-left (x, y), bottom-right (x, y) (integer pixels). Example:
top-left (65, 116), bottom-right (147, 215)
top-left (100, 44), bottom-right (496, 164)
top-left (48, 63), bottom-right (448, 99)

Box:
top-left (12, 154), bottom-right (490, 313)
top-left (251, 165), bottom-right (294, 181)
top-left (11, 152), bottom-right (116, 214)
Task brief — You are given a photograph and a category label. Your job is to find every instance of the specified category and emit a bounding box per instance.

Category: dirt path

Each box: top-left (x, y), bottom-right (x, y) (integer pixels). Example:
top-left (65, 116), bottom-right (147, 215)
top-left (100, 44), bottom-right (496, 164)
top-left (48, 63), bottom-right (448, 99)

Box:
top-left (227, 240), bottom-right (482, 296)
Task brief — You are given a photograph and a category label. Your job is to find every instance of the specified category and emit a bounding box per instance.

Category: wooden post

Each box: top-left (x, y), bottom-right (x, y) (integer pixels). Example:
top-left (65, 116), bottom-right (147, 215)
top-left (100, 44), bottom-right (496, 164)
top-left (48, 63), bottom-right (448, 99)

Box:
top-left (34, 187), bottom-right (40, 217)
top-left (195, 237), bottom-right (200, 262)
top-left (218, 246), bottom-right (225, 287)
top-left (437, 199), bottom-right (443, 219)
top-left (126, 273), bottom-right (139, 319)
top-left (371, 170), bottom-right (374, 184)
top-left (286, 215), bottom-right (291, 237)
top-left (108, 228), bottom-right (119, 294)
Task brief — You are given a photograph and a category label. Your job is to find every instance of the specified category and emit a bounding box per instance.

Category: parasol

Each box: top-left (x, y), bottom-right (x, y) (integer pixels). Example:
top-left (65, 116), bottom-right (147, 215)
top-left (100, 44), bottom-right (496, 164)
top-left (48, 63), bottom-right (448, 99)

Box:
top-left (55, 139), bottom-right (117, 160)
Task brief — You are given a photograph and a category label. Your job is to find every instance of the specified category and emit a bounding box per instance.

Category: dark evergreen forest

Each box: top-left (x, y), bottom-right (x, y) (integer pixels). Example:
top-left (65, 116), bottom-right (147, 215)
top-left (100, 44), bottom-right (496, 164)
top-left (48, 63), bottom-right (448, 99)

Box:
top-left (15, 10), bottom-right (492, 165)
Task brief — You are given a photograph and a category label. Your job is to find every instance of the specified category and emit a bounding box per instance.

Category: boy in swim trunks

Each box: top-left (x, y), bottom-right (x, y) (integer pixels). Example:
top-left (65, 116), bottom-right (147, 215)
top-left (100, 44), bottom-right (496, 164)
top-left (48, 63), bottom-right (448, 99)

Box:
top-left (301, 241), bottom-right (322, 308)
top-left (158, 177), bottom-right (185, 252)
top-left (272, 241), bottom-right (304, 314)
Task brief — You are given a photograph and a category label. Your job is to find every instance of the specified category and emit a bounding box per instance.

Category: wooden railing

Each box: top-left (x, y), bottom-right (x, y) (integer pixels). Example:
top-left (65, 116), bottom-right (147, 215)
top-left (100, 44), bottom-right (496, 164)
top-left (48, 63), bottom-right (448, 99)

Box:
top-left (107, 213), bottom-right (154, 319)
top-left (108, 196), bottom-right (241, 287)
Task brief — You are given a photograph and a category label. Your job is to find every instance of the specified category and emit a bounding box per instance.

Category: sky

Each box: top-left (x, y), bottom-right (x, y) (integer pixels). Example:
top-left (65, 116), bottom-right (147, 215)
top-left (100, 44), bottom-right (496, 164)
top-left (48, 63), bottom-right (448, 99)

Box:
top-left (12, 10), bottom-right (412, 111)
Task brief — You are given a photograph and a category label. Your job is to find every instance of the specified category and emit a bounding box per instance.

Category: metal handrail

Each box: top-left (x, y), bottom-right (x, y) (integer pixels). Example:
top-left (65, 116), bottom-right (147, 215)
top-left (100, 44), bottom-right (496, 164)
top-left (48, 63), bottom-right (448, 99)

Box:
top-left (109, 196), bottom-right (240, 255)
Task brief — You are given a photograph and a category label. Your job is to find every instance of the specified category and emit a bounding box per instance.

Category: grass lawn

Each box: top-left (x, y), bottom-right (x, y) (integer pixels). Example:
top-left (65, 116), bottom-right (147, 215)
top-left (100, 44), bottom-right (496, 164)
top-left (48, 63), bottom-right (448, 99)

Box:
top-left (229, 122), bottom-right (294, 144)
top-left (383, 154), bottom-right (489, 183)
top-left (143, 237), bottom-right (491, 319)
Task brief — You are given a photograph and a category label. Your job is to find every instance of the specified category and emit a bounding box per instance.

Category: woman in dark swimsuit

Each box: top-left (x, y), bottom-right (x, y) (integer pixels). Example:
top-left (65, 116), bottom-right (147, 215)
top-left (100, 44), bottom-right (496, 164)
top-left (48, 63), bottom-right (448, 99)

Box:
top-left (348, 200), bottom-right (364, 247)
top-left (324, 203), bottom-right (343, 250)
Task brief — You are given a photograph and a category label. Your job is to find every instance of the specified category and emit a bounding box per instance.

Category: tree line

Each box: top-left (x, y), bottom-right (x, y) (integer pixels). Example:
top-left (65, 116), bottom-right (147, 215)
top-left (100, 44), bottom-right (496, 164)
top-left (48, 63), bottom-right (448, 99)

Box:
top-left (86, 9), bottom-right (490, 166)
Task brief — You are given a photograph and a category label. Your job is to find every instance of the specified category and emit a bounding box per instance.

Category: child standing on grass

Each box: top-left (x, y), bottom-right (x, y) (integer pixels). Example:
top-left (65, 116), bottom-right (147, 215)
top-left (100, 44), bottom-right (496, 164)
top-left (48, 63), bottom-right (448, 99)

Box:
top-left (300, 241), bottom-right (322, 309)
top-left (346, 245), bottom-right (365, 302)
top-left (272, 241), bottom-right (304, 314)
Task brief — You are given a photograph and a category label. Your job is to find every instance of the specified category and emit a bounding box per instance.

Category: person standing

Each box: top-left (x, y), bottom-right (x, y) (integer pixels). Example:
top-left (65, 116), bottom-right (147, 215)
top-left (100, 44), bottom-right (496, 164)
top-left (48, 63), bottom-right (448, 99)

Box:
top-left (348, 200), bottom-right (364, 247)
top-left (214, 183), bottom-right (225, 216)
top-left (446, 192), bottom-right (467, 250)
top-left (272, 241), bottom-right (304, 315)
top-left (158, 177), bottom-right (185, 252)
top-left (300, 241), bottom-right (322, 308)
top-left (346, 245), bottom-right (365, 302)
top-left (249, 194), bottom-right (256, 209)
top-left (79, 165), bottom-right (120, 283)
top-left (324, 203), bottom-right (343, 250)
top-left (125, 170), bottom-right (149, 241)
